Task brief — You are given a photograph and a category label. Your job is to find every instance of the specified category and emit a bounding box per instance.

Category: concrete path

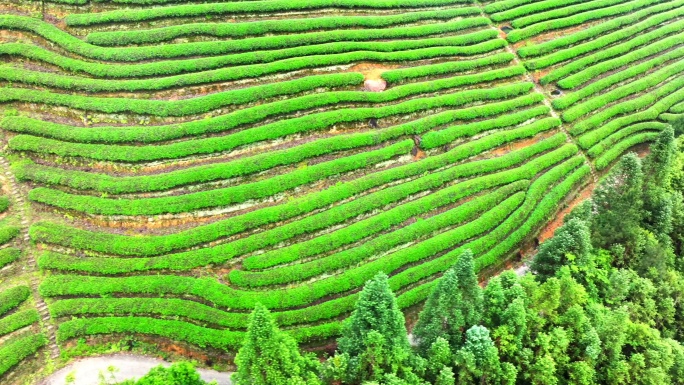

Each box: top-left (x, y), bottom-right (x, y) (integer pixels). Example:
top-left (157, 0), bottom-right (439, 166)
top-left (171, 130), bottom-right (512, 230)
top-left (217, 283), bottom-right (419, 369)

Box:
top-left (40, 354), bottom-right (232, 385)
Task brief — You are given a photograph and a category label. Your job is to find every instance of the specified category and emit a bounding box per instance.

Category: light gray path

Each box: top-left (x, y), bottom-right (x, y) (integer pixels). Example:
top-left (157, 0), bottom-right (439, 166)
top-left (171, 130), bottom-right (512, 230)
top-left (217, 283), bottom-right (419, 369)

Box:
top-left (40, 354), bottom-right (232, 385)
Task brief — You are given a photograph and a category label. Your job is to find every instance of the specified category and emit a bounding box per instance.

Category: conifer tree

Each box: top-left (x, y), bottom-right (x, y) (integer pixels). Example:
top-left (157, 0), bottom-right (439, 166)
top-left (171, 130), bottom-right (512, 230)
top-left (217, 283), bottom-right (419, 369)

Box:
top-left (454, 250), bottom-right (484, 327)
top-left (455, 326), bottom-right (516, 385)
top-left (337, 272), bottom-right (412, 383)
top-left (590, 152), bottom-right (645, 263)
top-left (413, 250), bottom-right (482, 353)
top-left (233, 304), bottom-right (321, 385)
top-left (531, 218), bottom-right (592, 282)
top-left (645, 126), bottom-right (676, 188)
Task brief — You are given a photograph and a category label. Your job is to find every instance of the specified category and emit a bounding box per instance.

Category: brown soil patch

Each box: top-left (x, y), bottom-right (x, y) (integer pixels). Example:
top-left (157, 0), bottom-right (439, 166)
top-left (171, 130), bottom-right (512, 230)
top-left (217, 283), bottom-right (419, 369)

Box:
top-left (489, 131), bottom-right (555, 157)
top-left (537, 180), bottom-right (595, 245)
top-left (348, 62), bottom-right (401, 81)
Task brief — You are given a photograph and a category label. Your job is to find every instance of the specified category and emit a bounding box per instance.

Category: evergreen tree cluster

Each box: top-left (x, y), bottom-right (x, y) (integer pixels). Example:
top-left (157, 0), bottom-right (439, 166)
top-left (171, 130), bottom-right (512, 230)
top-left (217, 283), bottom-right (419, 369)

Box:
top-left (228, 126), bottom-right (684, 385)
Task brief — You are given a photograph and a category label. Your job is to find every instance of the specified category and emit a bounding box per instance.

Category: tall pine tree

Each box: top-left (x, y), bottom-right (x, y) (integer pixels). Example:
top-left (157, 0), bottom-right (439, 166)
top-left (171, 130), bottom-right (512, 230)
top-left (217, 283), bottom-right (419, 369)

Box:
top-left (531, 218), bottom-right (592, 282)
top-left (233, 304), bottom-right (321, 385)
top-left (413, 250), bottom-right (483, 353)
top-left (337, 272), bottom-right (412, 383)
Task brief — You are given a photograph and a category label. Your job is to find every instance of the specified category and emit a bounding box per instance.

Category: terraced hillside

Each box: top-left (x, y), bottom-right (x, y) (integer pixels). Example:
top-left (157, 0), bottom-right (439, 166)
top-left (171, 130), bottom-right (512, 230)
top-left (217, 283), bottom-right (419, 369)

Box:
top-left (0, 0), bottom-right (679, 379)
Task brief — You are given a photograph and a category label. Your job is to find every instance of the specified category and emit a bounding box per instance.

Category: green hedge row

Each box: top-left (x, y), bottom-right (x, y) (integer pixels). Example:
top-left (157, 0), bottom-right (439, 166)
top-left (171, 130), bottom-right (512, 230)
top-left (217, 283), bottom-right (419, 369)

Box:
top-left (39, 156), bottom-right (579, 327)
top-left (2, 15), bottom-right (490, 62)
top-left (15, 94), bottom-right (540, 194)
top-left (0, 286), bottom-right (30, 317)
top-left (6, 64), bottom-right (522, 146)
top-left (57, 316), bottom-right (242, 350)
top-left (389, 155), bottom-right (586, 291)
top-left (0, 248), bottom-right (21, 269)
top-left (510, 0), bottom-right (627, 29)
top-left (29, 140), bottom-right (410, 216)
top-left (50, 293), bottom-right (357, 331)
top-left (15, 81), bottom-right (530, 162)
top-left (518, 0), bottom-right (684, 58)
top-left (595, 132), bottom-right (660, 170)
top-left (231, 184), bottom-right (527, 287)
top-left (420, 106), bottom-right (553, 149)
top-left (556, 36), bottom-right (684, 91)
top-left (15, 138), bottom-right (411, 195)
top-left (36, 138), bottom-right (570, 275)
top-left (240, 117), bottom-right (557, 271)
top-left (381, 52), bottom-right (514, 83)
top-left (241, 181), bottom-right (527, 271)
top-left (57, 316), bottom-right (342, 348)
top-left (2, 51), bottom-right (512, 93)
top-left (560, 58), bottom-right (684, 122)
top-left (489, 0), bottom-right (590, 22)
top-left (576, 83), bottom-right (684, 148)
top-left (39, 192), bottom-right (520, 311)
top-left (42, 161), bottom-right (587, 344)
top-left (536, 15), bottom-right (684, 81)
top-left (0, 333), bottom-right (47, 376)
top-left (1, 65), bottom-right (363, 93)
top-left (1, 64), bottom-right (521, 117)
top-left (31, 107), bottom-right (558, 259)
top-left (587, 122), bottom-right (666, 158)
top-left (0, 37), bottom-right (503, 80)
top-left (484, 0), bottom-right (536, 13)
top-left (0, 225), bottom-right (20, 245)
top-left (0, 197), bottom-right (8, 214)
top-left (475, 163), bottom-right (590, 269)
top-left (50, 298), bottom-right (248, 329)
top-left (507, 0), bottom-right (665, 43)
top-left (66, 0), bottom-right (473, 25)
top-left (572, 73), bottom-right (684, 138)
top-left (86, 8), bottom-right (479, 45)
top-left (0, 309), bottom-right (39, 337)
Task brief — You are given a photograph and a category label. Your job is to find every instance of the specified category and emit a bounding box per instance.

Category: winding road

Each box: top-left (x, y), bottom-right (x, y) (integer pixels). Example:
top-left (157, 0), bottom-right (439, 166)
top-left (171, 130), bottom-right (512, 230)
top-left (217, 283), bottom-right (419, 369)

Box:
top-left (40, 354), bottom-right (233, 385)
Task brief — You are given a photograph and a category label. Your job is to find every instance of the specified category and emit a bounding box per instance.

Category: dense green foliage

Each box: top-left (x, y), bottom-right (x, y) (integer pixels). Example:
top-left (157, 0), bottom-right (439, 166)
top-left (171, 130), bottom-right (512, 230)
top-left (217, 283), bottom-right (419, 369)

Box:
top-left (115, 362), bottom-right (212, 385)
top-left (233, 304), bottom-right (321, 385)
top-left (219, 127), bottom-right (684, 385)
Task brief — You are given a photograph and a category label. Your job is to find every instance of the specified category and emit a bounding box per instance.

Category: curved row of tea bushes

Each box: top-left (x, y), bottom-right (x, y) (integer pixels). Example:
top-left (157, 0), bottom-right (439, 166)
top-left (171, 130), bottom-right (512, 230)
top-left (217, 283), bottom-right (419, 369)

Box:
top-left (39, 154), bottom-right (577, 317)
top-left (65, 0), bottom-right (473, 26)
top-left (0, 286), bottom-right (30, 317)
top-left (560, 58), bottom-right (684, 122)
top-left (1, 15), bottom-right (491, 62)
top-left (489, 0), bottom-right (591, 22)
top-left (31, 119), bottom-right (561, 259)
top-left (13, 96), bottom-right (544, 195)
top-left (0, 310), bottom-right (40, 337)
top-left (556, 37), bottom-right (684, 91)
top-left (11, 83), bottom-right (533, 164)
top-left (0, 66), bottom-right (523, 117)
top-left (506, 0), bottom-right (664, 43)
top-left (230, 184), bottom-right (526, 287)
top-left (0, 38), bottom-right (505, 80)
top-left (510, 0), bottom-right (626, 29)
top-left (86, 8), bottom-right (480, 45)
top-left (586, 122), bottom-right (666, 158)
top-left (535, 17), bottom-right (684, 82)
top-left (0, 334), bottom-right (47, 376)
top-left (594, 132), bottom-right (660, 170)
top-left (0, 248), bottom-right (21, 270)
top-left (576, 85), bottom-right (684, 148)
top-left (515, 0), bottom-right (684, 58)
top-left (36, 139), bottom-right (574, 274)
